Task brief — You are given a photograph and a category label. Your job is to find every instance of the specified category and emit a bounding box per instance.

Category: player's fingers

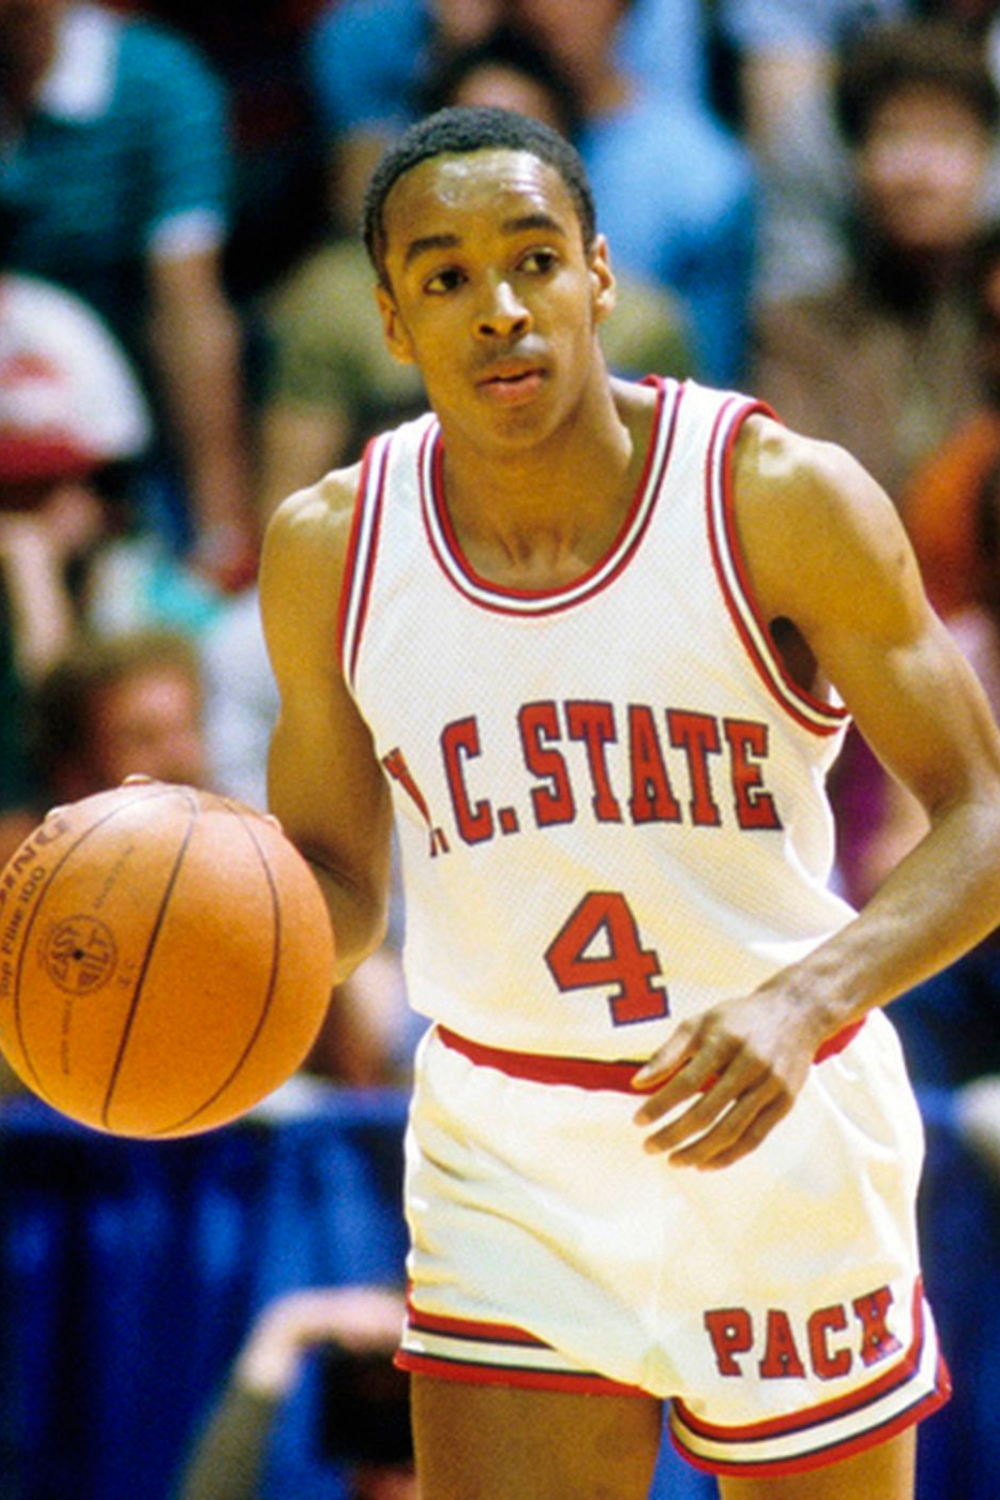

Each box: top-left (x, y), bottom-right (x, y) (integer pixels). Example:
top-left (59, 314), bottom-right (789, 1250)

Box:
top-left (672, 1092), bottom-right (794, 1171)
top-left (638, 1087), bottom-right (730, 1154)
top-left (639, 1062), bottom-right (783, 1161)
top-left (631, 1023), bottom-right (701, 1092)
top-left (633, 1037), bottom-right (763, 1127)
top-left (636, 1052), bottom-right (765, 1149)
top-left (632, 1058), bottom-right (720, 1129)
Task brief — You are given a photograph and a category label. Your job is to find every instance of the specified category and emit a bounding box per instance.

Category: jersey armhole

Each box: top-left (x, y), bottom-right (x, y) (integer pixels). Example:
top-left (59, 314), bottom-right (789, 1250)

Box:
top-left (337, 430), bottom-right (391, 693)
top-left (707, 398), bottom-right (851, 739)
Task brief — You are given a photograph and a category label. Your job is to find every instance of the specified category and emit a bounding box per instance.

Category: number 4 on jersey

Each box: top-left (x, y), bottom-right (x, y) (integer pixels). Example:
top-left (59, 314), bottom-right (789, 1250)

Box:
top-left (545, 891), bottom-right (669, 1026)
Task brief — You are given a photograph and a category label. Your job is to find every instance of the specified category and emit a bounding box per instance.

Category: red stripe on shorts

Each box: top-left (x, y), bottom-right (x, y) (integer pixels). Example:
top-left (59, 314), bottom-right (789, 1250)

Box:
top-left (399, 1298), bottom-right (647, 1397)
top-left (673, 1381), bottom-right (950, 1481)
top-left (396, 1347), bottom-right (647, 1396)
top-left (407, 1298), bottom-right (550, 1348)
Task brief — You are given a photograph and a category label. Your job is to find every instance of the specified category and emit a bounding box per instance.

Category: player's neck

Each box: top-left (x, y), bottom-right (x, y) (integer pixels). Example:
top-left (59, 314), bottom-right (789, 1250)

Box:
top-left (439, 378), bottom-right (654, 591)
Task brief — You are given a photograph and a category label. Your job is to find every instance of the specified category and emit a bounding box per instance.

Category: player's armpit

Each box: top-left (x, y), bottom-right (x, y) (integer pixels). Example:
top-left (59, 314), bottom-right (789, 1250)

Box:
top-left (733, 417), bottom-right (999, 812)
top-left (259, 473), bottom-right (394, 983)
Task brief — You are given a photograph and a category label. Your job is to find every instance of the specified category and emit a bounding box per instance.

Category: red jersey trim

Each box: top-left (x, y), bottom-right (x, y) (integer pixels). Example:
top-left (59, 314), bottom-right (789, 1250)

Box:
top-left (436, 1018), bottom-right (864, 1092)
top-left (338, 430), bottom-right (391, 691)
top-left (705, 398), bottom-right (850, 739)
top-left (419, 378), bottom-right (683, 616)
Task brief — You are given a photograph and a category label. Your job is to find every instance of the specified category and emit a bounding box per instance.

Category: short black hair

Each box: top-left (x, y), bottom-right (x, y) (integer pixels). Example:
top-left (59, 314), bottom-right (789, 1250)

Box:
top-left (836, 19), bottom-right (1000, 146)
top-left (362, 104), bottom-right (597, 284)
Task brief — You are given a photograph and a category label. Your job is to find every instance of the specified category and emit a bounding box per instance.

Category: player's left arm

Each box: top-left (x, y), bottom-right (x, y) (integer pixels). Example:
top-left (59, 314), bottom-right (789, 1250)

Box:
top-left (635, 415), bottom-right (1000, 1167)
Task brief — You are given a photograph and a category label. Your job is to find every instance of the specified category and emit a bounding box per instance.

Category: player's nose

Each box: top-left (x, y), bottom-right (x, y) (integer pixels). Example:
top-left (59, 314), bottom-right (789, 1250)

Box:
top-left (475, 278), bottom-right (531, 340)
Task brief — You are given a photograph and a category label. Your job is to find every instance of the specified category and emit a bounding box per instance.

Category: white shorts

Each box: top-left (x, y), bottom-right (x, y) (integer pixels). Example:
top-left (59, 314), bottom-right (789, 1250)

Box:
top-left (397, 1016), bottom-right (950, 1479)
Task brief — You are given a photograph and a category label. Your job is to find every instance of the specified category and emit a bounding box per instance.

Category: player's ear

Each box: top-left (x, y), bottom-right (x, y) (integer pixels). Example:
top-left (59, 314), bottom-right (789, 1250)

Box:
top-left (588, 234), bottom-right (616, 326)
top-left (375, 283), bottom-right (417, 365)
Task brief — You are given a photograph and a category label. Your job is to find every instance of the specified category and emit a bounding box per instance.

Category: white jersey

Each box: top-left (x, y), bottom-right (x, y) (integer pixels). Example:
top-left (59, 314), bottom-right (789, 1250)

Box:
top-left (340, 377), bottom-right (856, 1059)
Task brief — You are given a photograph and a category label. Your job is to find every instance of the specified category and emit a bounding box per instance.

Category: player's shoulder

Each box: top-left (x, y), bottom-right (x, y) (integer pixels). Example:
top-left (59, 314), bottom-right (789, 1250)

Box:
top-left (731, 413), bottom-right (914, 623)
top-left (733, 411), bottom-right (892, 537)
top-left (266, 462), bottom-right (363, 555)
top-left (260, 462), bottom-right (364, 620)
top-left (736, 411), bottom-right (864, 489)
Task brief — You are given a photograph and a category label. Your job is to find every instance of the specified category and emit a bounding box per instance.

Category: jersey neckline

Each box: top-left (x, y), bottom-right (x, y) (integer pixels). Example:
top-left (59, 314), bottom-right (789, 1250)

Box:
top-left (418, 376), bottom-right (683, 617)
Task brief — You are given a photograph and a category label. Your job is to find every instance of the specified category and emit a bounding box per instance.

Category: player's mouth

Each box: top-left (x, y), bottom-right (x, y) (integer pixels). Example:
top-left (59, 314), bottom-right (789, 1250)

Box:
top-left (476, 362), bottom-right (548, 404)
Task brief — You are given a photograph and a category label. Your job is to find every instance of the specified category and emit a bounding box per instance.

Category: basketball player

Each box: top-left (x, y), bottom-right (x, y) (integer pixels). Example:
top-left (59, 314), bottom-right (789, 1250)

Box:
top-left (259, 107), bottom-right (1000, 1498)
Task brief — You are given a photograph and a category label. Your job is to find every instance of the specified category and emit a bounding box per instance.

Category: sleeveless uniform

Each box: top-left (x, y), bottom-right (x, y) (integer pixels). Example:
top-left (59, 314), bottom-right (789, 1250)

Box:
top-left (339, 378), bottom-right (948, 1478)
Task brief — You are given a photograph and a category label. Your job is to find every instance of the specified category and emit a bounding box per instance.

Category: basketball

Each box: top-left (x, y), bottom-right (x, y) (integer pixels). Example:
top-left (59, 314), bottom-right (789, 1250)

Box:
top-left (0, 780), bottom-right (336, 1139)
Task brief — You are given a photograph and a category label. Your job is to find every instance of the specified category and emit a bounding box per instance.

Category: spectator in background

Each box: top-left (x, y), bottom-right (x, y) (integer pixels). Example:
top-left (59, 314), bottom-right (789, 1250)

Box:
top-left (173, 1285), bottom-right (413, 1500)
top-left (199, 584), bottom-right (415, 1089)
top-left (101, 0), bottom-right (332, 303)
top-left (305, 0), bottom-right (752, 384)
top-left (30, 627), bottom-right (209, 807)
top-left (904, 220), bottom-right (1000, 623)
top-left (0, 260), bottom-right (152, 684)
top-left (0, 0), bottom-right (258, 590)
top-left (0, 252), bottom-right (152, 864)
top-left (306, 0), bottom-right (713, 235)
top-left (257, 21), bottom-right (696, 517)
top-left (306, 0), bottom-right (503, 234)
top-left (837, 222), bottom-right (1000, 920)
top-left (754, 21), bottom-right (1000, 946)
top-left (509, 0), bottom-right (756, 384)
top-left (0, 228), bottom-right (225, 680)
top-left (201, 585), bottom-right (277, 809)
top-left (0, 625), bottom-right (209, 1096)
top-left (750, 18), bottom-right (999, 505)
top-left (717, 0), bottom-right (906, 304)
top-left (718, 0), bottom-right (1000, 307)
top-left (871, 223), bottom-right (1000, 1229)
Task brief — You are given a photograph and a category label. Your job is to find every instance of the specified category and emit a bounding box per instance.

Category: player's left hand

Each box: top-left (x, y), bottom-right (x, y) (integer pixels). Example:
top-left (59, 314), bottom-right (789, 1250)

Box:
top-left (631, 990), bottom-right (827, 1170)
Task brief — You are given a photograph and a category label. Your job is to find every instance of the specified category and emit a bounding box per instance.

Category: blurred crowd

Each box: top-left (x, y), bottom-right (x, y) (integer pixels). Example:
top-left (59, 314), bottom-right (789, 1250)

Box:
top-left (4, 1), bottom-right (1000, 1495)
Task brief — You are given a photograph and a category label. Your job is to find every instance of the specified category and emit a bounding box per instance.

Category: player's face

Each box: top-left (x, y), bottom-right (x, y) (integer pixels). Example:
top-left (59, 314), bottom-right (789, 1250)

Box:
top-left (375, 149), bottom-right (615, 452)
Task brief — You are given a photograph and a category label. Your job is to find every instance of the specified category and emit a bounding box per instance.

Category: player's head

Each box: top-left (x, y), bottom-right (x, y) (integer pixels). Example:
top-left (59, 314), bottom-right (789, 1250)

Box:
top-left (363, 104), bottom-right (596, 287)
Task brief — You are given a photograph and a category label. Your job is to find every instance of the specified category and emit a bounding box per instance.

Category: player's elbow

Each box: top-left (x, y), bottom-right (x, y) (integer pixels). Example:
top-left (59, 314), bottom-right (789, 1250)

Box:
top-left (331, 897), bottom-right (391, 988)
top-left (304, 857), bottom-right (390, 986)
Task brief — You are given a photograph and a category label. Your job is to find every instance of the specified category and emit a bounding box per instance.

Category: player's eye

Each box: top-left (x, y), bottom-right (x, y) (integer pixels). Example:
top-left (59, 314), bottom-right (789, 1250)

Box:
top-left (519, 248), bottom-right (559, 275)
top-left (423, 266), bottom-right (466, 295)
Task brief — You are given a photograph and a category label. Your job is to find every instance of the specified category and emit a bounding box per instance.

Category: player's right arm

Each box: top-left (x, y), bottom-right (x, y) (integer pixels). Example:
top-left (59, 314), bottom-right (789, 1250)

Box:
top-left (259, 469), bottom-right (394, 985)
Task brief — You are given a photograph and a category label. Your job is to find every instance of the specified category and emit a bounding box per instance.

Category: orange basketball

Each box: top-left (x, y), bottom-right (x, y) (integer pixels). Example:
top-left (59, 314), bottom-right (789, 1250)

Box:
top-left (0, 781), bottom-right (336, 1138)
